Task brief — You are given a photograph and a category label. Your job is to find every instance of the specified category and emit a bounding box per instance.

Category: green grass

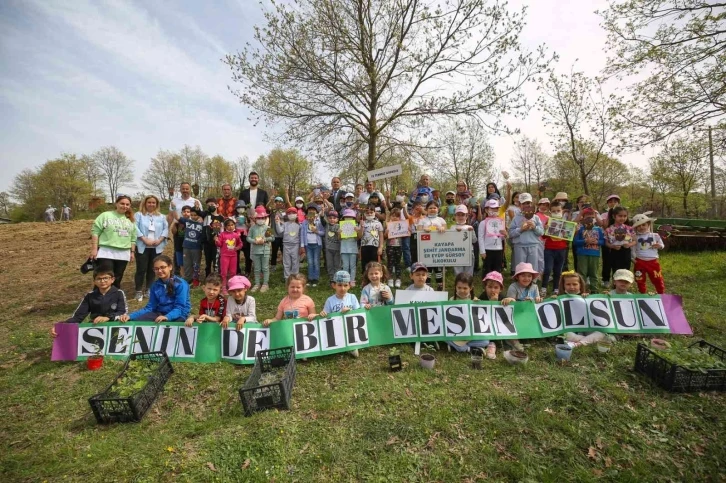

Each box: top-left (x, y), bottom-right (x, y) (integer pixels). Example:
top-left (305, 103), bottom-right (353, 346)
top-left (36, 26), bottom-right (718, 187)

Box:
top-left (1, 242), bottom-right (725, 482)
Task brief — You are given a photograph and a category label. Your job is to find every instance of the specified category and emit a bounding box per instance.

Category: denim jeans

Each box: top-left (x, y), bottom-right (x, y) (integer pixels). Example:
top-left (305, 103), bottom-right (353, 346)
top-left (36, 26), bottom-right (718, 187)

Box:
top-left (341, 253), bottom-right (357, 281)
top-left (401, 236), bottom-right (412, 269)
top-left (306, 243), bottom-right (321, 281)
top-left (543, 248), bottom-right (567, 292)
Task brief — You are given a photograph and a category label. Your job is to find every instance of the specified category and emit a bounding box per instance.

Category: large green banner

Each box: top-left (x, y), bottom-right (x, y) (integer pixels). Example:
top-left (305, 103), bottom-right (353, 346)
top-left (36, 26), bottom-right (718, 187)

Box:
top-left (51, 294), bottom-right (690, 364)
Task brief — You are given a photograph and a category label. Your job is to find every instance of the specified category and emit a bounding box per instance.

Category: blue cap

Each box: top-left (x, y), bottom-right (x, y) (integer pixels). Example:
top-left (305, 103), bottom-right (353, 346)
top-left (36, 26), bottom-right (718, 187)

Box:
top-left (411, 262), bottom-right (428, 273)
top-left (333, 270), bottom-right (351, 283)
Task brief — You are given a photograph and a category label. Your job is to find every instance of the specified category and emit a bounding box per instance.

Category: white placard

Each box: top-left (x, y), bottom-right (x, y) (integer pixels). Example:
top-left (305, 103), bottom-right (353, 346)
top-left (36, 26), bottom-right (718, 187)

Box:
top-left (394, 290), bottom-right (449, 304)
top-left (417, 229), bottom-right (473, 267)
top-left (367, 164), bottom-right (402, 182)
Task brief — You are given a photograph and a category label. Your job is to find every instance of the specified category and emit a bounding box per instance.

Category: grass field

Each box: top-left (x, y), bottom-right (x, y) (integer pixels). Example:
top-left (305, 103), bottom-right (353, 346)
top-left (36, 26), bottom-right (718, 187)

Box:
top-left (0, 220), bottom-right (724, 482)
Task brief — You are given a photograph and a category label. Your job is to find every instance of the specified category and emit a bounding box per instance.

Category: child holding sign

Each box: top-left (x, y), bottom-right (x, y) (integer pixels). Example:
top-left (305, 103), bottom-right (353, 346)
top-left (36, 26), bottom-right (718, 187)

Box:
top-left (452, 205), bottom-right (477, 276)
top-left (479, 199), bottom-right (506, 276)
top-left (384, 208), bottom-right (408, 287)
top-left (185, 274), bottom-right (226, 327)
top-left (263, 274), bottom-right (317, 326)
top-left (631, 212), bottom-right (666, 294)
top-left (320, 270), bottom-right (362, 358)
top-left (501, 262), bottom-right (541, 351)
top-left (420, 201), bottom-right (447, 290)
top-left (339, 209), bottom-right (359, 287)
top-left (359, 204), bottom-right (384, 275)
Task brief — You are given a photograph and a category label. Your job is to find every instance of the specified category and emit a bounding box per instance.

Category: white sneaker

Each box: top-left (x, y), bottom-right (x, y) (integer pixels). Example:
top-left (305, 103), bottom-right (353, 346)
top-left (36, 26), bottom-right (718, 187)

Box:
top-left (135, 291), bottom-right (143, 302)
top-left (251, 285), bottom-right (260, 293)
top-left (395, 279), bottom-right (401, 288)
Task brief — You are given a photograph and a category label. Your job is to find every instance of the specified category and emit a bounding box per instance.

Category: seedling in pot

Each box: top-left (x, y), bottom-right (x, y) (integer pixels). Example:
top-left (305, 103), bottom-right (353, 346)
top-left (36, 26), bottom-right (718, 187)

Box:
top-left (388, 347), bottom-right (402, 372)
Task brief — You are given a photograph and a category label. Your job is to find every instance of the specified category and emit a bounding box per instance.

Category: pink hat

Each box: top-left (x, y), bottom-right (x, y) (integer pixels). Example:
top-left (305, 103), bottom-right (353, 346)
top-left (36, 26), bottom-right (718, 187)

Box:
top-left (227, 275), bottom-right (251, 291)
top-left (482, 271), bottom-right (504, 287)
top-left (606, 194), bottom-right (620, 202)
top-left (455, 204), bottom-right (468, 214)
top-left (512, 262), bottom-right (538, 279)
top-left (342, 209), bottom-right (356, 218)
top-left (484, 199), bottom-right (499, 209)
top-left (538, 198), bottom-right (550, 205)
top-left (254, 206), bottom-right (268, 218)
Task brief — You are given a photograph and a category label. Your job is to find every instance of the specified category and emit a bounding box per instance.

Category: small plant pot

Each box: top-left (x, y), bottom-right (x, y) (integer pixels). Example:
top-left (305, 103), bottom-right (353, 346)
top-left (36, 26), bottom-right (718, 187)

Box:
top-left (419, 354), bottom-right (436, 370)
top-left (86, 355), bottom-right (104, 371)
top-left (597, 340), bottom-right (612, 353)
top-left (504, 350), bottom-right (528, 366)
top-left (470, 348), bottom-right (483, 370)
top-left (388, 354), bottom-right (402, 372)
top-left (555, 344), bottom-right (573, 362)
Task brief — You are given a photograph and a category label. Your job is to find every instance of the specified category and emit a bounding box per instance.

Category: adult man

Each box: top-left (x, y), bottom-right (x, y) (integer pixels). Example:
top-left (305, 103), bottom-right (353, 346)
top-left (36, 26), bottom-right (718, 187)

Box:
top-left (409, 174), bottom-right (435, 204)
top-left (330, 177), bottom-right (344, 212)
top-left (216, 183), bottom-right (237, 218)
top-left (61, 204), bottom-right (71, 221)
top-left (44, 205), bottom-right (56, 223)
top-left (168, 182), bottom-right (200, 224)
top-left (358, 179), bottom-right (384, 206)
top-left (239, 172), bottom-right (269, 218)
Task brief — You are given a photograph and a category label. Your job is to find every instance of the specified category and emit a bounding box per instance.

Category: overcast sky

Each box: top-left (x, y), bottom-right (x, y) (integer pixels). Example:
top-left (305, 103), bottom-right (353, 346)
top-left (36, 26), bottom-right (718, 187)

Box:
top-left (0, 0), bottom-right (654, 195)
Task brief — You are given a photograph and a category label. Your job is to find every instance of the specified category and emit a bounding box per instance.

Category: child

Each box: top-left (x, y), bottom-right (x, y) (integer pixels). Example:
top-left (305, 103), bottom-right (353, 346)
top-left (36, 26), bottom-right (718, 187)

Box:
top-left (215, 219), bottom-right (243, 295)
top-left (631, 212), bottom-right (666, 294)
top-left (447, 272), bottom-right (496, 359)
top-left (478, 199), bottom-right (506, 275)
top-left (384, 208), bottom-right (407, 287)
top-left (221, 275), bottom-right (256, 331)
top-left (185, 274), bottom-right (226, 327)
top-left (610, 269), bottom-right (634, 295)
top-left (246, 206), bottom-right (275, 293)
top-left (275, 207), bottom-right (304, 280)
top-left (542, 201), bottom-right (568, 296)
top-left (503, 262), bottom-right (542, 304)
top-left (322, 210), bottom-right (342, 281)
top-left (604, 206), bottom-right (636, 281)
top-left (501, 262), bottom-right (542, 351)
top-left (301, 204), bottom-right (324, 287)
top-left (269, 196), bottom-right (287, 272)
top-left (339, 209), bottom-right (359, 287)
top-left (178, 207), bottom-right (204, 287)
top-left (171, 205), bottom-right (190, 275)
top-left (420, 200), bottom-right (447, 290)
top-left (123, 255), bottom-right (191, 322)
top-left (406, 262), bottom-right (434, 291)
top-left (573, 208), bottom-right (605, 292)
top-left (535, 198), bottom-right (549, 285)
top-left (508, 193), bottom-right (544, 279)
top-left (558, 271), bottom-right (614, 347)
top-left (263, 274), bottom-right (317, 326)
top-left (477, 270), bottom-right (506, 302)
top-left (50, 269), bottom-right (127, 337)
top-left (359, 204), bottom-right (384, 275)
top-left (360, 262), bottom-right (394, 308)
top-left (408, 200), bottom-right (425, 268)
top-left (320, 271), bottom-right (363, 356)
top-left (452, 205), bottom-right (477, 276)
top-left (234, 200), bottom-right (250, 277)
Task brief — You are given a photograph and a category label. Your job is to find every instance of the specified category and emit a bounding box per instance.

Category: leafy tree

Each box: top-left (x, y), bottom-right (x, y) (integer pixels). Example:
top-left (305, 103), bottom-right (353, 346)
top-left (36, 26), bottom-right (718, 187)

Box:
top-left (252, 148), bottom-right (313, 197)
top-left (201, 155), bottom-right (235, 198)
top-left (142, 150), bottom-right (183, 200)
top-left (79, 154), bottom-right (103, 196)
top-left (178, 145), bottom-right (206, 187)
top-left (226, 0), bottom-right (552, 171)
top-left (92, 146), bottom-right (135, 201)
top-left (650, 136), bottom-right (708, 215)
top-left (599, 0), bottom-right (726, 145)
top-left (539, 69), bottom-right (619, 196)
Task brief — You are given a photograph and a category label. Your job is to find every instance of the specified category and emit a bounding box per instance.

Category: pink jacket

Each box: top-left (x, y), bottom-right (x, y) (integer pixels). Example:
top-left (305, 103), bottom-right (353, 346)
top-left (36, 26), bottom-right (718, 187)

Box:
top-left (215, 230), bottom-right (242, 257)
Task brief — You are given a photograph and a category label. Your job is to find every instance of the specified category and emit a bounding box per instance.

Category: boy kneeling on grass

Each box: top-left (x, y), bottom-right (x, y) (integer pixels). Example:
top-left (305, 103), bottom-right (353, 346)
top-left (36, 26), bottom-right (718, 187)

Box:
top-left (50, 268), bottom-right (128, 337)
top-left (185, 274), bottom-right (227, 327)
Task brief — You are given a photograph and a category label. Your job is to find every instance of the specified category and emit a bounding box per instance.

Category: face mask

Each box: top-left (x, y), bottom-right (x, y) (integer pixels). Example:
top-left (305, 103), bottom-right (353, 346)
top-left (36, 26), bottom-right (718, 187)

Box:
top-left (366, 215), bottom-right (374, 221)
top-left (420, 196), bottom-right (429, 203)
top-left (523, 210), bottom-right (535, 220)
top-left (427, 214), bottom-right (437, 219)
top-left (236, 208), bottom-right (245, 214)
top-left (346, 201), bottom-right (354, 207)
top-left (296, 203), bottom-right (303, 209)
top-left (487, 210), bottom-right (498, 217)
top-left (256, 220), bottom-right (266, 226)
top-left (446, 199), bottom-right (454, 205)
top-left (237, 216), bottom-right (245, 224)
top-left (208, 205), bottom-right (216, 213)
top-left (287, 214), bottom-right (297, 221)
top-left (550, 212), bottom-right (562, 219)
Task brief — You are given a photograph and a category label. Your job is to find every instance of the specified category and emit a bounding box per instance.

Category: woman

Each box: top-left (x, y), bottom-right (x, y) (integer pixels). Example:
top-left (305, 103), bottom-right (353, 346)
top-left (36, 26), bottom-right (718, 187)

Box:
top-left (121, 255), bottom-right (190, 322)
top-left (90, 194), bottom-right (137, 288)
top-left (134, 195), bottom-right (169, 302)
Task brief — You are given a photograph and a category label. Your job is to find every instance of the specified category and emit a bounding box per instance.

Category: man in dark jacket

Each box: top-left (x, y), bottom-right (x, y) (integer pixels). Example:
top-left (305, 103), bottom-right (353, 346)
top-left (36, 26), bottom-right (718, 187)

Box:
top-left (238, 172), bottom-right (269, 218)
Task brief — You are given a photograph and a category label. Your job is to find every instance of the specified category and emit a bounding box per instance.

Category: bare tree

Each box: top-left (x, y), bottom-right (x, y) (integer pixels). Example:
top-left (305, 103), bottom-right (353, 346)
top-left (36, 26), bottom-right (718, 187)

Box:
top-left (233, 156), bottom-right (251, 193)
top-left (79, 154), bottom-right (102, 196)
top-left (510, 136), bottom-right (551, 194)
top-left (539, 68), bottom-right (618, 195)
top-left (226, 0), bottom-right (552, 171)
top-left (142, 150), bottom-right (183, 200)
top-left (92, 146), bottom-right (134, 201)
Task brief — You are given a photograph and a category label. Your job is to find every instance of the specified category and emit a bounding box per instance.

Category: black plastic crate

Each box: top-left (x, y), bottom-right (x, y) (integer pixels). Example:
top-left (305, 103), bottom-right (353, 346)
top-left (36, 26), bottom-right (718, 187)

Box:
top-left (634, 340), bottom-right (726, 393)
top-left (88, 351), bottom-right (174, 423)
top-left (239, 347), bottom-right (296, 416)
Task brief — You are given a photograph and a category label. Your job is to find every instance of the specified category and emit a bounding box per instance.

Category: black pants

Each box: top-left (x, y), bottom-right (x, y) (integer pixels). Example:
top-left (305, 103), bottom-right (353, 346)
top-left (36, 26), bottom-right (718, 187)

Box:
top-left (203, 242), bottom-right (218, 277)
top-left (271, 237), bottom-right (282, 267)
top-left (386, 245), bottom-right (402, 278)
top-left (97, 258), bottom-right (129, 288)
top-left (242, 243), bottom-right (252, 276)
top-left (134, 248), bottom-right (156, 292)
top-left (609, 246), bottom-right (632, 274)
top-left (361, 245), bottom-right (379, 273)
top-left (410, 236), bottom-right (418, 266)
top-left (601, 246), bottom-right (612, 283)
top-left (483, 249), bottom-right (503, 275)
top-left (473, 242), bottom-right (480, 273)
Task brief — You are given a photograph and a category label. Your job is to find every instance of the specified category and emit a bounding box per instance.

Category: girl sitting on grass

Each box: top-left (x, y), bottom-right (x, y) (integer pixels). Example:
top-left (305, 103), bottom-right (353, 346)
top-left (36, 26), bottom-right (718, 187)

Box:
top-left (557, 271), bottom-right (615, 348)
top-left (263, 274), bottom-right (317, 326)
top-left (447, 272), bottom-right (496, 359)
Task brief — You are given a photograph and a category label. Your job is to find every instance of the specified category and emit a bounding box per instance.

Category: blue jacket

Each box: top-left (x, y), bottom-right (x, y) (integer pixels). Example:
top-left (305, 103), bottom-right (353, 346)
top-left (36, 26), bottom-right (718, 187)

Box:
top-left (574, 226), bottom-right (605, 256)
top-left (135, 212), bottom-right (169, 254)
top-left (300, 219), bottom-right (324, 247)
top-left (508, 213), bottom-right (544, 246)
top-left (129, 276), bottom-right (191, 321)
